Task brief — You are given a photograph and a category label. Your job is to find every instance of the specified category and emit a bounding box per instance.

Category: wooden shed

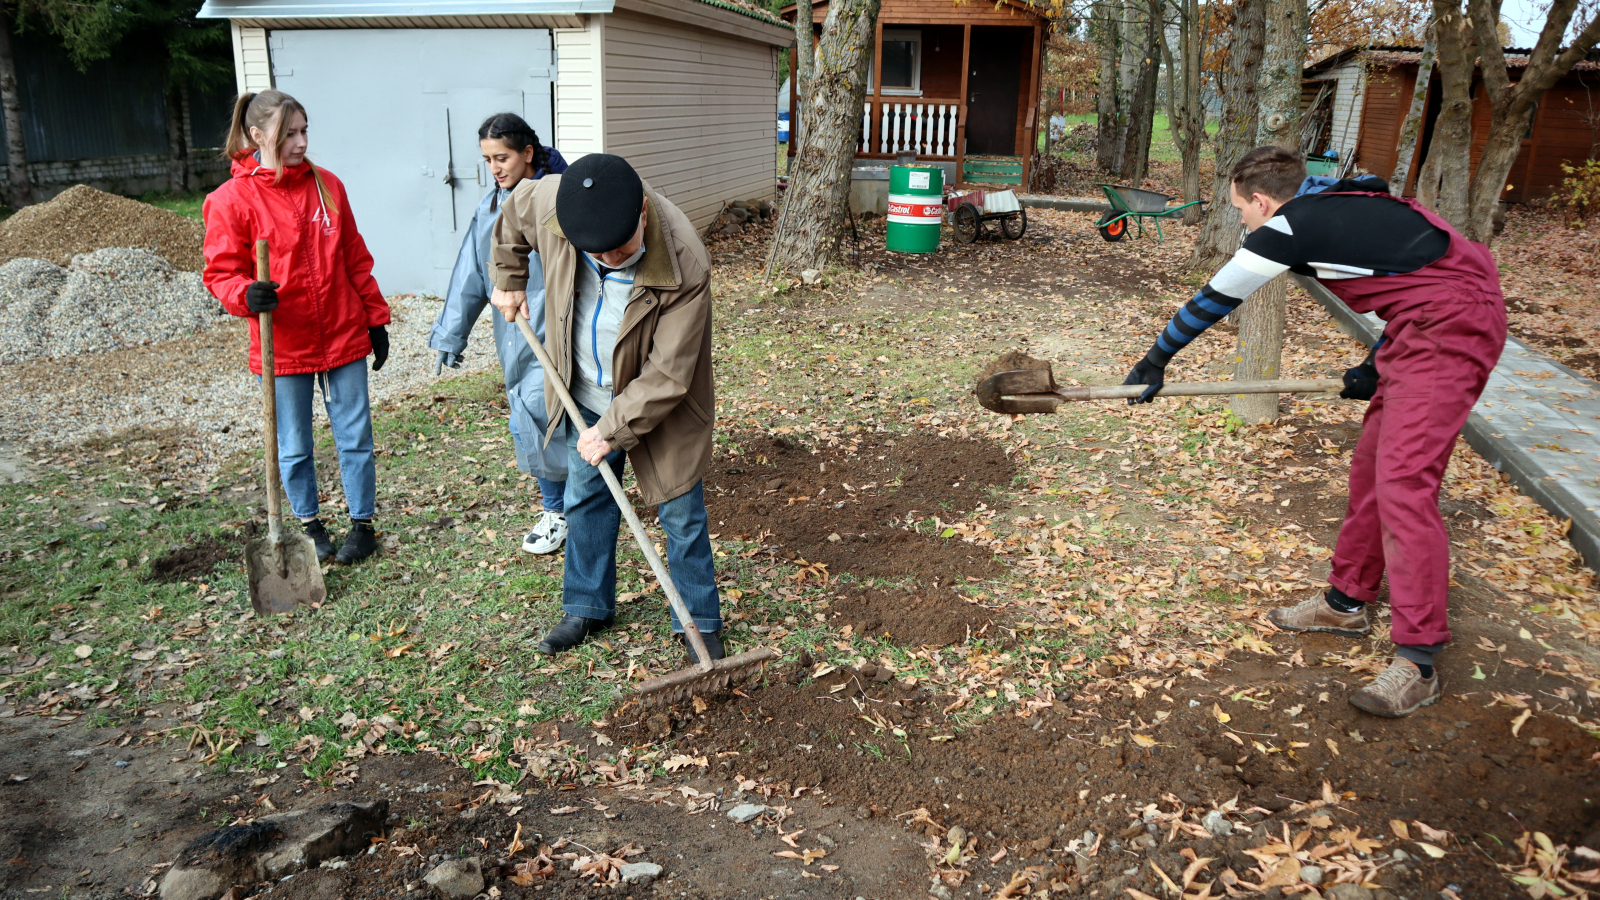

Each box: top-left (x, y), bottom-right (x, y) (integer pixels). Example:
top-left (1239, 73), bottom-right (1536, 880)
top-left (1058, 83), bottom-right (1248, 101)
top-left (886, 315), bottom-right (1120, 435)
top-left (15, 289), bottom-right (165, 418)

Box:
top-left (1302, 45), bottom-right (1600, 202)
top-left (781, 0), bottom-right (1051, 188)
top-left (199, 0), bottom-right (791, 293)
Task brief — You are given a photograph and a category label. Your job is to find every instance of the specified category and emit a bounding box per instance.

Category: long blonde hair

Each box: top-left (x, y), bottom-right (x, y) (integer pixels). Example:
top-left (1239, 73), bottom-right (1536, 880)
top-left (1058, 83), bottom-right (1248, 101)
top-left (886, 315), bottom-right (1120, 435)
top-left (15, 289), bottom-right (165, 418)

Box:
top-left (223, 90), bottom-right (337, 213)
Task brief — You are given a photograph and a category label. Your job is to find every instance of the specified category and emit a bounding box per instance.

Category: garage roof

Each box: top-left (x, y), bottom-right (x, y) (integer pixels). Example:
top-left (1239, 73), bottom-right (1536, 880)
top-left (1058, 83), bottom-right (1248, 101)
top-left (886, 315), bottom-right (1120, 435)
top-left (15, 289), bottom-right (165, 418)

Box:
top-left (197, 0), bottom-right (611, 25)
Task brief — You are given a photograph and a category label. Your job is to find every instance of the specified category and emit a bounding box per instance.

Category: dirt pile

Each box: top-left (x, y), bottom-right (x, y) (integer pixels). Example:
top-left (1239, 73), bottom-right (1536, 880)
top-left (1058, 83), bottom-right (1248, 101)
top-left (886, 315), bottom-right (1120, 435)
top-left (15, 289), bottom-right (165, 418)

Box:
top-left (0, 248), bottom-right (225, 363)
top-left (0, 184), bottom-right (206, 272)
top-left (703, 431), bottom-right (1014, 584)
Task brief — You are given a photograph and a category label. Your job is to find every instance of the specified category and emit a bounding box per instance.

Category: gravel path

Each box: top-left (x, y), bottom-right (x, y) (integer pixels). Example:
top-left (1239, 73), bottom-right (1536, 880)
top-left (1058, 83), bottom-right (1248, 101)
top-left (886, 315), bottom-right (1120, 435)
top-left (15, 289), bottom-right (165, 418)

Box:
top-left (0, 294), bottom-right (500, 488)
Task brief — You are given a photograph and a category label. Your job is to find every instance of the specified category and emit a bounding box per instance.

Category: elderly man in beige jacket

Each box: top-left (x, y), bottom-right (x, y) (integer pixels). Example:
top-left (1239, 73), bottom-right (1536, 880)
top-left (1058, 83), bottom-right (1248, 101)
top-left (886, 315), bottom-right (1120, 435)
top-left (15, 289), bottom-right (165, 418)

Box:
top-left (487, 153), bottom-right (724, 661)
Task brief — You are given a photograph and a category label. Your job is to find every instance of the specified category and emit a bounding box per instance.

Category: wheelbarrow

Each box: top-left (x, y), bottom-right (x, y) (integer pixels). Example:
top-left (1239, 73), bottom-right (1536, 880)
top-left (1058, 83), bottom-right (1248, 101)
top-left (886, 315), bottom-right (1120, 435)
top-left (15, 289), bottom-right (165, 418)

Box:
top-left (1094, 184), bottom-right (1204, 243)
top-left (948, 189), bottom-right (1027, 244)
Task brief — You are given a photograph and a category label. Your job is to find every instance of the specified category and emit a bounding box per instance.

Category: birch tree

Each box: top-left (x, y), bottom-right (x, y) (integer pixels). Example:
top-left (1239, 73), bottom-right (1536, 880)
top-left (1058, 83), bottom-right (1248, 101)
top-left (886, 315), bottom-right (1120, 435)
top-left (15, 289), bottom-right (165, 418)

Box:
top-left (1388, 20), bottom-right (1436, 195)
top-left (1160, 0), bottom-right (1209, 224)
top-left (768, 0), bottom-right (881, 275)
top-left (1190, 0), bottom-right (1267, 272)
top-left (1413, 0), bottom-right (1472, 222)
top-left (0, 4), bottom-right (29, 208)
top-left (1231, 0), bottom-right (1305, 424)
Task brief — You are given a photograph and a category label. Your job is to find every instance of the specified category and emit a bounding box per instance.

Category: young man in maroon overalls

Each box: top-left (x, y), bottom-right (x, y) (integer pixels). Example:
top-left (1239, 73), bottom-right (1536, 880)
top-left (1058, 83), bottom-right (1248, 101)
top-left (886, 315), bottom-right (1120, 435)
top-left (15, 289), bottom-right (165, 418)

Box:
top-left (1122, 146), bottom-right (1507, 717)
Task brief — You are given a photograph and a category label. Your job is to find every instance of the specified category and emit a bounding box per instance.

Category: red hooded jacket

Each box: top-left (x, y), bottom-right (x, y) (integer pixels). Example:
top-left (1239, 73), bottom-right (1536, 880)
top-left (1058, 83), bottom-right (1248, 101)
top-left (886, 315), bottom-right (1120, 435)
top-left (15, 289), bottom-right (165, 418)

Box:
top-left (203, 155), bottom-right (390, 376)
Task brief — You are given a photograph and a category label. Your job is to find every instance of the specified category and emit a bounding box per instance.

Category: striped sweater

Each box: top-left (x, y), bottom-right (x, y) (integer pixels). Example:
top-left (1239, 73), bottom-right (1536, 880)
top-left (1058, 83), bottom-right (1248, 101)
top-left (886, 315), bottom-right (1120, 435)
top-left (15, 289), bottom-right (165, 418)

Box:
top-left (1144, 176), bottom-right (1449, 368)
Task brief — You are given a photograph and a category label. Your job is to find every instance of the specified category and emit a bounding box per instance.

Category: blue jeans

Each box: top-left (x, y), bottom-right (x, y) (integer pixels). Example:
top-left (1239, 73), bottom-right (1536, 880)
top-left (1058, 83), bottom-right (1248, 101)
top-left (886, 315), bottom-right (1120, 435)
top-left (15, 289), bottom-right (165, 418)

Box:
top-left (562, 405), bottom-right (720, 633)
top-left (271, 358), bottom-right (376, 520)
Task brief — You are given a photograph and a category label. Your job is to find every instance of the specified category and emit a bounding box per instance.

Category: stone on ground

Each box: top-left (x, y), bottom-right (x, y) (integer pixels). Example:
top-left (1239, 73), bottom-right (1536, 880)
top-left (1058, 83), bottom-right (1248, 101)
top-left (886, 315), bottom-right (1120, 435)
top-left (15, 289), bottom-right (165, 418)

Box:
top-left (424, 857), bottom-right (484, 900)
top-left (619, 861), bottom-right (663, 884)
top-left (725, 802), bottom-right (767, 823)
top-left (160, 800), bottom-right (388, 900)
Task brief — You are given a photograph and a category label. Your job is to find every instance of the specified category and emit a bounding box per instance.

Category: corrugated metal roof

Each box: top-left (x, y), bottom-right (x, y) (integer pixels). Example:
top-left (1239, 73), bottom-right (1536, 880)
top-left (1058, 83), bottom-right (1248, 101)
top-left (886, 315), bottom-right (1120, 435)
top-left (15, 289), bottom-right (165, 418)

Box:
top-left (696, 0), bottom-right (782, 26)
top-left (1308, 43), bottom-right (1600, 74)
top-left (198, 0), bottom-right (612, 20)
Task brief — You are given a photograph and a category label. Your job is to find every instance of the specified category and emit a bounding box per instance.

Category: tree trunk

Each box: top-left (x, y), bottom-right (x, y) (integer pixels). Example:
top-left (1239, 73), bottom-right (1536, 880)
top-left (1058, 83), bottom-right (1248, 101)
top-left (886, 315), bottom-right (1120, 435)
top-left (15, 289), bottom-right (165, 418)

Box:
top-left (793, 7), bottom-right (813, 156)
top-left (165, 83), bottom-right (189, 194)
top-left (1162, 0), bottom-right (1208, 224)
top-left (1414, 0), bottom-right (1473, 226)
top-left (1462, 0), bottom-right (1600, 244)
top-left (1389, 26), bottom-right (1436, 196)
top-left (0, 5), bottom-right (31, 209)
top-left (767, 0), bottom-right (881, 275)
top-left (1117, 0), bottom-right (1161, 186)
top-left (1094, 0), bottom-right (1123, 172)
top-left (1191, 0), bottom-right (1266, 271)
top-left (1231, 0), bottom-right (1304, 424)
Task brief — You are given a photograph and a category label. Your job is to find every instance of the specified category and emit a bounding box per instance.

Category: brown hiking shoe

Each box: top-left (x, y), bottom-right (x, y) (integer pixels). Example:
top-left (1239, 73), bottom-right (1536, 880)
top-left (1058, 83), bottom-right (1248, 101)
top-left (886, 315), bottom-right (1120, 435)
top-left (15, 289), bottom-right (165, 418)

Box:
top-left (1267, 593), bottom-right (1370, 637)
top-left (1349, 657), bottom-right (1440, 717)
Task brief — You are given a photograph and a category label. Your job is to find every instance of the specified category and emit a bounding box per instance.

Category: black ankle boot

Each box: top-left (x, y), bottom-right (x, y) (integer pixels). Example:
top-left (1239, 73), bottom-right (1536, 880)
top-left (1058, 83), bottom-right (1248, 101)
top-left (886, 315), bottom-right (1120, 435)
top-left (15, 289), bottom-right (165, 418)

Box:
top-left (678, 630), bottom-right (726, 663)
top-left (537, 615), bottom-right (613, 655)
top-left (335, 520), bottom-right (379, 565)
top-left (301, 518), bottom-right (334, 562)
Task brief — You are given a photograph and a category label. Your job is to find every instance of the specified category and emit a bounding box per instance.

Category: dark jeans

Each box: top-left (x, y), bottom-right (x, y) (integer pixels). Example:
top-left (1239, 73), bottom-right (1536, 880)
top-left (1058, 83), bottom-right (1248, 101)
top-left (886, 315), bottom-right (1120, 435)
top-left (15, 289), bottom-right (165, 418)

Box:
top-left (561, 405), bottom-right (721, 633)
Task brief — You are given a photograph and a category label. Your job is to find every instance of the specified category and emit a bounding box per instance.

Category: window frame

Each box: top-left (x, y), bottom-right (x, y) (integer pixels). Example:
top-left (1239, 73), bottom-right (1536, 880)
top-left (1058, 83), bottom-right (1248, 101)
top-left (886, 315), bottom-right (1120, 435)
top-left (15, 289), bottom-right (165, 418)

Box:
top-left (874, 28), bottom-right (923, 97)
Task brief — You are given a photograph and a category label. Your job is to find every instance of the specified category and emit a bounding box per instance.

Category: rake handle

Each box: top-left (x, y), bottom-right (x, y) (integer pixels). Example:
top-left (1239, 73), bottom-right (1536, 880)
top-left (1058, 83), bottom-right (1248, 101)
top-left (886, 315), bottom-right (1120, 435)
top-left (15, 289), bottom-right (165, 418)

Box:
top-left (1039, 378), bottom-right (1344, 402)
top-left (256, 239), bottom-right (283, 545)
top-left (513, 314), bottom-right (715, 674)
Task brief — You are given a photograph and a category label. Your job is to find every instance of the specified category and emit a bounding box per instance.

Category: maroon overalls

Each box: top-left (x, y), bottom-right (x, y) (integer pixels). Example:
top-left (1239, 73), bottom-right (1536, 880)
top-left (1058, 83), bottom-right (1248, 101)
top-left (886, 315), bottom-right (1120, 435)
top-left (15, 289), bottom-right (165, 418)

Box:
top-left (1319, 193), bottom-right (1507, 647)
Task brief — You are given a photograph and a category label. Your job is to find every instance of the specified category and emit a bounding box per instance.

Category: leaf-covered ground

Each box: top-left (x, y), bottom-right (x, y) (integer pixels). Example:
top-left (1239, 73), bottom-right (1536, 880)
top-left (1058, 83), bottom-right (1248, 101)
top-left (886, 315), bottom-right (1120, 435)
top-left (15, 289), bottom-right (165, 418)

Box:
top-left (2, 209), bottom-right (1599, 900)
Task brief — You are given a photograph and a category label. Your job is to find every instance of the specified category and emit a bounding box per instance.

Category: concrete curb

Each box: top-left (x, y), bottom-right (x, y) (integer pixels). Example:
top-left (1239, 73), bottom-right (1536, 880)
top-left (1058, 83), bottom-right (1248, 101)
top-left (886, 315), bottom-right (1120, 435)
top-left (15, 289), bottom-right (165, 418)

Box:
top-left (1293, 273), bottom-right (1600, 572)
top-left (1017, 195), bottom-right (1112, 214)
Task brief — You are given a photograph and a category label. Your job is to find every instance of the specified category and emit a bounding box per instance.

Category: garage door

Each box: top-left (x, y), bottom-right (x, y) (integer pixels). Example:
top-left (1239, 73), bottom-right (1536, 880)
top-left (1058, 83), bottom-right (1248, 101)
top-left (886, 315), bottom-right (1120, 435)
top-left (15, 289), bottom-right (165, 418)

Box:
top-left (272, 29), bottom-right (555, 295)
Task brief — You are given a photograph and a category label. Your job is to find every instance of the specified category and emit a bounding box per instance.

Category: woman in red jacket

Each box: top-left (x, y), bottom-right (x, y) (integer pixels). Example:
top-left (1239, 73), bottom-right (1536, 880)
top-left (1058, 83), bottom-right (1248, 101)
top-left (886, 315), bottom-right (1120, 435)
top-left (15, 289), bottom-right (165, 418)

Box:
top-left (203, 90), bottom-right (390, 565)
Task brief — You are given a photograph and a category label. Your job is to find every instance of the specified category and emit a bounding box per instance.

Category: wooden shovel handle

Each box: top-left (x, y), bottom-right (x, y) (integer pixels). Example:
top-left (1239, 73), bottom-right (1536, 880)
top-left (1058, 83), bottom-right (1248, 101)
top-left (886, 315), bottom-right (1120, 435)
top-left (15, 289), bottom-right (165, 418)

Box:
top-left (256, 240), bottom-right (283, 542)
top-left (1049, 378), bottom-right (1345, 401)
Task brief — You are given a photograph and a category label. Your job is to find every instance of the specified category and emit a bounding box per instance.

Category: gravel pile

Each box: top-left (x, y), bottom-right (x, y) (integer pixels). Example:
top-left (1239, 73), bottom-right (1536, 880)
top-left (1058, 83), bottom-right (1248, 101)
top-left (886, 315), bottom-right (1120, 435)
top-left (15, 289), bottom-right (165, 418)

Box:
top-left (0, 185), bottom-right (207, 272)
top-left (0, 294), bottom-right (499, 486)
top-left (0, 248), bottom-right (226, 364)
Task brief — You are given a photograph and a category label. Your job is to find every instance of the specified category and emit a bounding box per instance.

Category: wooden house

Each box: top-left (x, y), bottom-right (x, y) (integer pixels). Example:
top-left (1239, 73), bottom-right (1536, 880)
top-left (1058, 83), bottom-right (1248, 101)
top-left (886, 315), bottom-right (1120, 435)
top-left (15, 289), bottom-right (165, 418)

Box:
top-left (199, 0), bottom-right (790, 293)
top-left (1302, 45), bottom-right (1600, 202)
top-left (782, 0), bottom-right (1051, 188)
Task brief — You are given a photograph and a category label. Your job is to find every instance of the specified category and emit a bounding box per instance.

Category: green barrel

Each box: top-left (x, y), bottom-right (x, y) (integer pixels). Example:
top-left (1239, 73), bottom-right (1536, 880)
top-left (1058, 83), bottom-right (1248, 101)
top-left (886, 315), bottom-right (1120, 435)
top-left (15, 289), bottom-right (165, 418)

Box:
top-left (886, 165), bottom-right (944, 253)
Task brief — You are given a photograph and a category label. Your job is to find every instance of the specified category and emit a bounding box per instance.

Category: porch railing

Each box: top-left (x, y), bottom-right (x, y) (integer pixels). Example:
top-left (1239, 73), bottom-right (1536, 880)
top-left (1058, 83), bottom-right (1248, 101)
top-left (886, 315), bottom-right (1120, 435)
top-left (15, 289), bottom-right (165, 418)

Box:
top-left (858, 100), bottom-right (962, 158)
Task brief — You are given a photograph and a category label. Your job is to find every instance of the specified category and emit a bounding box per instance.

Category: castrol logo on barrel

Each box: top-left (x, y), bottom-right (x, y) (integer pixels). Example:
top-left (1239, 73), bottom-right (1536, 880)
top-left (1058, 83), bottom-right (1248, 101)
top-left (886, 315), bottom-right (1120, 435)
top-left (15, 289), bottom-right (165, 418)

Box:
top-left (887, 194), bottom-right (944, 226)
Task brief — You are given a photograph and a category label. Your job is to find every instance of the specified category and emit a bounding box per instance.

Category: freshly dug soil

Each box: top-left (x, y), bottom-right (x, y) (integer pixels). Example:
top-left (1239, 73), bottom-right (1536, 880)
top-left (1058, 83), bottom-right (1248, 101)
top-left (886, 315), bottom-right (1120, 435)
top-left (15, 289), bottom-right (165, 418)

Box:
top-left (704, 431), bottom-right (1014, 584)
top-left (633, 633), bottom-right (1600, 900)
top-left (0, 185), bottom-right (206, 272)
top-left (146, 536), bottom-right (237, 583)
top-left (827, 585), bottom-right (996, 647)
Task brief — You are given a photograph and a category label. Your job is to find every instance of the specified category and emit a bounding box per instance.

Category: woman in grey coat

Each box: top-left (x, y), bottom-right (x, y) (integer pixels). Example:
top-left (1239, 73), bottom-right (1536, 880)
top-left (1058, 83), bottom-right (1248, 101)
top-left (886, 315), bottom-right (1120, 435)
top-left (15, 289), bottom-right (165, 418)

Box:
top-left (430, 112), bottom-right (570, 553)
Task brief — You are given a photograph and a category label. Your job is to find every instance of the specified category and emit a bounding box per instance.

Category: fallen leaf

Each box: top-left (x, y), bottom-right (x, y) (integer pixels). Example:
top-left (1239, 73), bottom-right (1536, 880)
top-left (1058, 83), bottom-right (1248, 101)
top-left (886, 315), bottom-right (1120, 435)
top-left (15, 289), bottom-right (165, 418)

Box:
top-left (773, 849), bottom-right (827, 865)
top-left (1414, 841), bottom-right (1447, 858)
top-left (663, 754), bottom-right (707, 772)
top-left (1511, 708), bottom-right (1533, 738)
top-left (1325, 738), bottom-right (1339, 756)
top-left (1212, 703), bottom-right (1231, 724)
top-left (1132, 734), bottom-right (1156, 749)
top-left (73, 645), bottom-right (92, 659)
top-left (549, 806), bottom-right (580, 815)
top-left (693, 696), bottom-right (708, 714)
top-left (1389, 820), bottom-right (1410, 841)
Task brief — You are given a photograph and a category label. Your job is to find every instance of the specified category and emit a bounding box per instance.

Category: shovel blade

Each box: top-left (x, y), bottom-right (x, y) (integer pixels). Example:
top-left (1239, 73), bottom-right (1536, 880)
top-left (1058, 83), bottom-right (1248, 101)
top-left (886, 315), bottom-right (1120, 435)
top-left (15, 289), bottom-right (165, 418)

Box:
top-left (975, 368), bottom-right (1060, 414)
top-left (245, 533), bottom-right (326, 616)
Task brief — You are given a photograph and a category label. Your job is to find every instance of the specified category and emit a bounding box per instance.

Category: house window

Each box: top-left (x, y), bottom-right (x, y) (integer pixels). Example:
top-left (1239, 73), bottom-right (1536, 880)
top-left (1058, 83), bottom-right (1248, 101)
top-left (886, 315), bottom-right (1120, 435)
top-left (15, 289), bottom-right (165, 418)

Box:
top-left (878, 29), bottom-right (921, 96)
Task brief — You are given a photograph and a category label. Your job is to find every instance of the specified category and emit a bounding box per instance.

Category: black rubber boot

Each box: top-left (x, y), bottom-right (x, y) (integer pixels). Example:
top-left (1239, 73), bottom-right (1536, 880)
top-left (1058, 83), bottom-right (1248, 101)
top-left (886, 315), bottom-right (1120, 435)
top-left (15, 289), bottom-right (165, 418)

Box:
top-left (537, 615), bottom-right (613, 655)
top-left (301, 518), bottom-right (334, 562)
top-left (334, 520), bottom-right (379, 565)
top-left (678, 630), bottom-right (726, 663)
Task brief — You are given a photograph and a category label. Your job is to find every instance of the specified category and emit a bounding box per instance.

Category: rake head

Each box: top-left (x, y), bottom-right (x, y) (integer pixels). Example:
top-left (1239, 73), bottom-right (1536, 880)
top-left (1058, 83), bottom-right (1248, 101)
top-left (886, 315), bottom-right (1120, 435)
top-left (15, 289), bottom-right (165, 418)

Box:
top-left (634, 647), bottom-right (778, 708)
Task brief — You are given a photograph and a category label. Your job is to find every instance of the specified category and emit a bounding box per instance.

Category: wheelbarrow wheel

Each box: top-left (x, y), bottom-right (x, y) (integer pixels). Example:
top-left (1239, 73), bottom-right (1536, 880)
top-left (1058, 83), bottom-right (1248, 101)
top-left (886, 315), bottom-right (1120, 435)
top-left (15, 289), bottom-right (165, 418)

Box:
top-left (1096, 213), bottom-right (1127, 242)
top-left (1001, 207), bottom-right (1027, 240)
top-left (952, 204), bottom-right (980, 244)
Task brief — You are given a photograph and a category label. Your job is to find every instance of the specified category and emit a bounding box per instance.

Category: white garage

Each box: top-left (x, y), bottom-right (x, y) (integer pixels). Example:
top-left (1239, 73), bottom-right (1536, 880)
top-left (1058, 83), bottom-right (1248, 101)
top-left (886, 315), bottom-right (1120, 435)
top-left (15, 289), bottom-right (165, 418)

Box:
top-left (199, 0), bottom-right (789, 295)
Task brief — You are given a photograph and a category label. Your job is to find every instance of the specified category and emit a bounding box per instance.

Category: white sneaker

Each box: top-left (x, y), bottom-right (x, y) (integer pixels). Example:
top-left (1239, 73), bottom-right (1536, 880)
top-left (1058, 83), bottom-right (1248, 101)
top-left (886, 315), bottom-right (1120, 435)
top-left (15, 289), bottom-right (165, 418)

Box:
top-left (521, 510), bottom-right (567, 554)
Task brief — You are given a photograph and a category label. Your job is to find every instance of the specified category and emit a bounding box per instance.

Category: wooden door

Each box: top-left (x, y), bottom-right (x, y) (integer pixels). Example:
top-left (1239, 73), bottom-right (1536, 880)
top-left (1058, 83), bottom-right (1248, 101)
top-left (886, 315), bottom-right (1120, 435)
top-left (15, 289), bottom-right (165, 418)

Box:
top-left (964, 27), bottom-right (1026, 155)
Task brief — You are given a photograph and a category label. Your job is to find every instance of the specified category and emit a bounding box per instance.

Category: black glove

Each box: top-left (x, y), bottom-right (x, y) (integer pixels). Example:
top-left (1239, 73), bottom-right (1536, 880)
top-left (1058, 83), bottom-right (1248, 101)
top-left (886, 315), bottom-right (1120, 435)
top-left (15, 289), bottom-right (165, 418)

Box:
top-left (1341, 348), bottom-right (1379, 401)
top-left (369, 326), bottom-right (389, 372)
top-left (435, 350), bottom-right (462, 376)
top-left (245, 280), bottom-right (279, 313)
top-left (1122, 358), bottom-right (1166, 404)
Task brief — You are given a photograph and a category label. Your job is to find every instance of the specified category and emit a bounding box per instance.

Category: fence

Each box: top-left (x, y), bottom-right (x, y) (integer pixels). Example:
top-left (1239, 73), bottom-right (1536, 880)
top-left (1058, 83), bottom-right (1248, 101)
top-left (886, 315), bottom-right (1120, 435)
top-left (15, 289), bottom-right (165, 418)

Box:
top-left (858, 101), bottom-right (962, 158)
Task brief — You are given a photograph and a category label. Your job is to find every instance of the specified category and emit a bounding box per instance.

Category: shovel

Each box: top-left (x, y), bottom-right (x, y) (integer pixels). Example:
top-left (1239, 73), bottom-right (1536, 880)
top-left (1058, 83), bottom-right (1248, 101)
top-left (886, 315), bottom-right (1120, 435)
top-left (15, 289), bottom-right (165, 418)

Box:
top-left (245, 239), bottom-right (327, 616)
top-left (512, 313), bottom-right (775, 706)
top-left (975, 357), bottom-right (1342, 414)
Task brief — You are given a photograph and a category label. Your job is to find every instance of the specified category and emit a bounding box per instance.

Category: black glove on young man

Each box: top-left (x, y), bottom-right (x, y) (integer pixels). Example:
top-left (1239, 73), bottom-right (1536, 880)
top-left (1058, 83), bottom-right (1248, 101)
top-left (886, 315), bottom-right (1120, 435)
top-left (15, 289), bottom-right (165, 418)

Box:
top-left (435, 350), bottom-right (462, 376)
top-left (1123, 358), bottom-right (1165, 404)
top-left (369, 326), bottom-right (389, 372)
top-left (246, 280), bottom-right (279, 313)
top-left (1340, 340), bottom-right (1382, 401)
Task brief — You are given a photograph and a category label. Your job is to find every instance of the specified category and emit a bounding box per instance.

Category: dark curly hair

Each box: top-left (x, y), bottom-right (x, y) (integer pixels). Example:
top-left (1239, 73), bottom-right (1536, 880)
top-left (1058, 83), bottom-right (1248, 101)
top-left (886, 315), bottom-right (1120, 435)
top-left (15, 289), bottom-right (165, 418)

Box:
top-left (478, 112), bottom-right (551, 176)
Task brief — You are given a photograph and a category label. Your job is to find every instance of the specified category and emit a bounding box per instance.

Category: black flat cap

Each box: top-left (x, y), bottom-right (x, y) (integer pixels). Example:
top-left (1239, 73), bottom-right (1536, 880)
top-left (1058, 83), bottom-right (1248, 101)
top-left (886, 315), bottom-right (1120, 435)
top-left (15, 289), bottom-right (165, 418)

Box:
top-left (556, 154), bottom-right (645, 253)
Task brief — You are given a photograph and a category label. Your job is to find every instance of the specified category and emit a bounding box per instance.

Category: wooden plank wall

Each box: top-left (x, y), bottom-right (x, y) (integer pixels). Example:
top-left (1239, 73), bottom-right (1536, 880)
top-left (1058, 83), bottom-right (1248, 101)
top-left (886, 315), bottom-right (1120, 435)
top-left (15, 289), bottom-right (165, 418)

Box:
top-left (555, 21), bottom-right (606, 156)
top-left (1520, 75), bottom-right (1600, 201)
top-left (604, 8), bottom-right (777, 227)
top-left (1354, 67), bottom-right (1414, 180)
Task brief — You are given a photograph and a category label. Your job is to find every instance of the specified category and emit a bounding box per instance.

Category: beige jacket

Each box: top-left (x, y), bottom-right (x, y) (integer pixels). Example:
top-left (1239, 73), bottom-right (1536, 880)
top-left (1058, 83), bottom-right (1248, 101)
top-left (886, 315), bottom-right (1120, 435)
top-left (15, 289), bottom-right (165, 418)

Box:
top-left (490, 175), bottom-right (715, 506)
